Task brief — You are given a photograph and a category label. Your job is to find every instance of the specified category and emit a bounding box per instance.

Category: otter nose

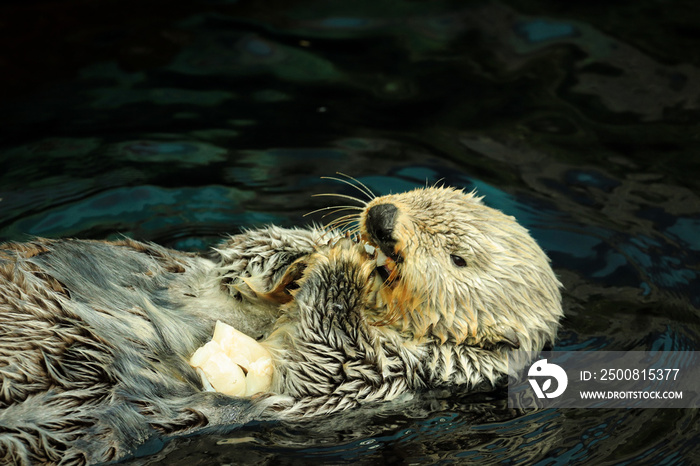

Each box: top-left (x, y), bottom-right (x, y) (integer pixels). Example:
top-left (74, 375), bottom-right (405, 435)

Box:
top-left (366, 203), bottom-right (398, 248)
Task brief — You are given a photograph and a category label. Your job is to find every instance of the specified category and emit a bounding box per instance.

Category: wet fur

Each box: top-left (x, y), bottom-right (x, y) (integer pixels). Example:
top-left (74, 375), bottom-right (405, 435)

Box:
top-left (360, 188), bottom-right (562, 357)
top-left (0, 188), bottom-right (563, 464)
top-left (0, 228), bottom-right (321, 464)
top-left (263, 188), bottom-right (563, 414)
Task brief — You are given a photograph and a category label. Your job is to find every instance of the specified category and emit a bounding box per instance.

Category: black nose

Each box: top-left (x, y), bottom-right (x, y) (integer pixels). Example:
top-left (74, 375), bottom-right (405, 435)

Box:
top-left (366, 203), bottom-right (398, 249)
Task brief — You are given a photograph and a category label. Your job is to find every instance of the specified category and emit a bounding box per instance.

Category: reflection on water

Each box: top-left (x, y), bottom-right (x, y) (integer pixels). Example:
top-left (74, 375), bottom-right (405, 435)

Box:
top-left (1, 0), bottom-right (699, 464)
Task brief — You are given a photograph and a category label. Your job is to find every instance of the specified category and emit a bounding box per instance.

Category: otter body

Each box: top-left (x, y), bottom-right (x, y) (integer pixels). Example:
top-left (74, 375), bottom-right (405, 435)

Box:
top-left (0, 187), bottom-right (563, 464)
top-left (0, 228), bottom-right (322, 464)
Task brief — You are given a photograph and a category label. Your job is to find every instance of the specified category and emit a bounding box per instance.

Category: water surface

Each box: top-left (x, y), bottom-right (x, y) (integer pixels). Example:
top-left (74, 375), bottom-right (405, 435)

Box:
top-left (1, 0), bottom-right (699, 464)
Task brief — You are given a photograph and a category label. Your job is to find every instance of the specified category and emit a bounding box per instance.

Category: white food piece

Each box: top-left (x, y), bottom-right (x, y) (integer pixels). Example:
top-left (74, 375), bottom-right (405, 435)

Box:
top-left (189, 321), bottom-right (273, 397)
top-left (196, 368), bottom-right (216, 392)
top-left (245, 358), bottom-right (274, 396)
top-left (190, 340), bottom-right (247, 396)
top-left (364, 243), bottom-right (376, 255)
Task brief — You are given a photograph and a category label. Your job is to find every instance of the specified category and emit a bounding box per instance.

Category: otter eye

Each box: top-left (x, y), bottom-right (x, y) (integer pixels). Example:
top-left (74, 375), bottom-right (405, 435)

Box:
top-left (450, 254), bottom-right (467, 267)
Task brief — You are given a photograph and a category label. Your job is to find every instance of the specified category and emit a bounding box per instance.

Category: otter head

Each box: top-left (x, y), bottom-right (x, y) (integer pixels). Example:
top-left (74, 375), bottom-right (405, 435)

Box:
top-left (358, 187), bottom-right (562, 353)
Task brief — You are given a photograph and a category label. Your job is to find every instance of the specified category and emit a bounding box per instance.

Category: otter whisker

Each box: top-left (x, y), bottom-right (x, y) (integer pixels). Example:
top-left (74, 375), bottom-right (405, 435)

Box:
top-left (324, 213), bottom-right (359, 225)
top-left (319, 229), bottom-right (342, 242)
top-left (311, 180), bottom-right (371, 234)
top-left (324, 215), bottom-right (361, 232)
top-left (342, 173), bottom-right (376, 200)
top-left (303, 205), bottom-right (364, 219)
top-left (311, 193), bottom-right (367, 206)
top-left (324, 222), bottom-right (360, 236)
top-left (317, 213), bottom-right (361, 239)
top-left (312, 193), bottom-right (368, 205)
top-left (431, 178), bottom-right (446, 189)
top-left (321, 176), bottom-right (371, 201)
top-left (319, 209), bottom-right (363, 221)
top-left (341, 227), bottom-right (362, 241)
top-left (322, 173), bottom-right (376, 201)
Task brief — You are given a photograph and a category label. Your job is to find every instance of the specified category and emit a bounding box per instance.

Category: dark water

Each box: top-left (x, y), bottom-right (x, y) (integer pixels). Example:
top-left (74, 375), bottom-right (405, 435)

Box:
top-left (1, 0), bottom-right (700, 464)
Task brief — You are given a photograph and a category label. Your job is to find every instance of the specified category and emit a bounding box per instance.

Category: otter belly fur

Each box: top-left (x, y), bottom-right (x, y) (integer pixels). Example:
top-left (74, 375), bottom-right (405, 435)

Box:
top-left (0, 187), bottom-right (563, 464)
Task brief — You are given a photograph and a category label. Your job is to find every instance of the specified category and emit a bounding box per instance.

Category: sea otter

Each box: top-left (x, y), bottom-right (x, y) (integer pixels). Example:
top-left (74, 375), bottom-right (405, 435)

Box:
top-left (0, 185), bottom-right (562, 464)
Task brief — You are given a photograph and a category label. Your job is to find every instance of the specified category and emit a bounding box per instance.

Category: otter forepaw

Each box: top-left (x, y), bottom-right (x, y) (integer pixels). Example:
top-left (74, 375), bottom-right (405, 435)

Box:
top-left (214, 226), bottom-right (328, 301)
top-left (291, 237), bottom-right (376, 316)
